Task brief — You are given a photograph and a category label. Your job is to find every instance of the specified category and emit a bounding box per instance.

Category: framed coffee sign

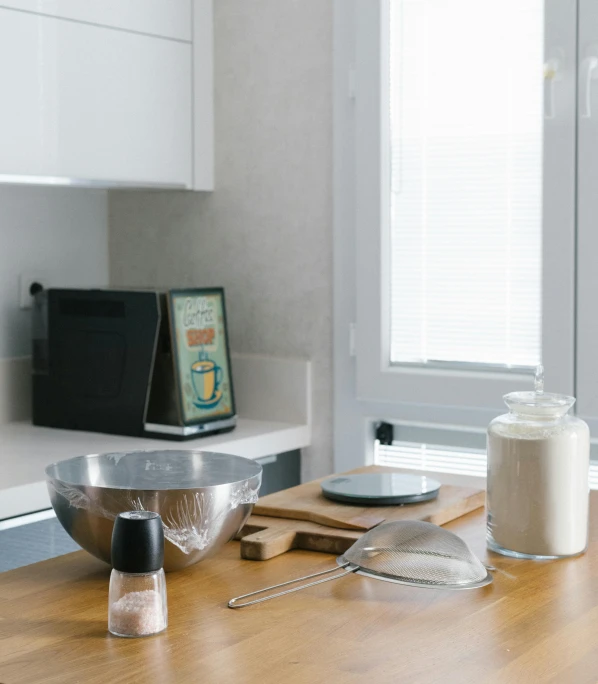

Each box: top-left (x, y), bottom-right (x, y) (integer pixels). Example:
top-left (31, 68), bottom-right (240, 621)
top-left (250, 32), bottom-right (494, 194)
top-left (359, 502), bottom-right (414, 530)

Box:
top-left (168, 288), bottom-right (236, 426)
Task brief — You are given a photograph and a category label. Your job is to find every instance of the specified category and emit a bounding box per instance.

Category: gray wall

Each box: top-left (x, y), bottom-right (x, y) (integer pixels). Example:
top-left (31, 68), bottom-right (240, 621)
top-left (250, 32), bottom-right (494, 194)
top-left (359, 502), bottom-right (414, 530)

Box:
top-left (0, 186), bottom-right (108, 359)
top-left (109, 0), bottom-right (333, 480)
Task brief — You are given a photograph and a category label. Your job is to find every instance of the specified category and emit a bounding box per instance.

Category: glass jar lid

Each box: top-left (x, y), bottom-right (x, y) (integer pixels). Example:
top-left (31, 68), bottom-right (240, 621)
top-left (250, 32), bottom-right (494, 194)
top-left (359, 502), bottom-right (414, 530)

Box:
top-left (504, 391), bottom-right (575, 418)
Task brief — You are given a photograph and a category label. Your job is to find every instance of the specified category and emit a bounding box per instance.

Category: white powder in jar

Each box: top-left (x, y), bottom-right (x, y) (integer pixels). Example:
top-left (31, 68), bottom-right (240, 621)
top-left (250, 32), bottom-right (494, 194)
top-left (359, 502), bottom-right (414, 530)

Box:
top-left (109, 590), bottom-right (166, 637)
top-left (487, 413), bottom-right (590, 558)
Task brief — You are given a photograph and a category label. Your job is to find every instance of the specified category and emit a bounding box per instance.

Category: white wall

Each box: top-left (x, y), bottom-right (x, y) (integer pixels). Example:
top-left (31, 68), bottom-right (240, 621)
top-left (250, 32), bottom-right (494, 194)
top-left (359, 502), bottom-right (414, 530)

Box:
top-left (0, 186), bottom-right (109, 359)
top-left (109, 0), bottom-right (333, 480)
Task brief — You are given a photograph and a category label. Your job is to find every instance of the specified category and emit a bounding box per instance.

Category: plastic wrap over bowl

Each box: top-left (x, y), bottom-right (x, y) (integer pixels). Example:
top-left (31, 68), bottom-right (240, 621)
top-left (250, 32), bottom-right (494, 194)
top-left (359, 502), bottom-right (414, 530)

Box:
top-left (45, 450), bottom-right (262, 571)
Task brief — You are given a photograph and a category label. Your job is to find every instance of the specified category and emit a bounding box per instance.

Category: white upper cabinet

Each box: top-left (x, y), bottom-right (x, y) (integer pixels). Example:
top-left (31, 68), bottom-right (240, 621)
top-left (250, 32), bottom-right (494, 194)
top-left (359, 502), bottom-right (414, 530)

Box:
top-left (0, 1), bottom-right (192, 40)
top-left (0, 1), bottom-right (212, 190)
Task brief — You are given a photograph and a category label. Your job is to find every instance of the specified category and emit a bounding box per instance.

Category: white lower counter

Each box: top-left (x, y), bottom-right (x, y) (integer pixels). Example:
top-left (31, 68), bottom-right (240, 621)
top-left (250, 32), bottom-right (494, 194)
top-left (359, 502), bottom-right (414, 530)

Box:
top-left (0, 418), bottom-right (309, 520)
top-left (0, 353), bottom-right (312, 520)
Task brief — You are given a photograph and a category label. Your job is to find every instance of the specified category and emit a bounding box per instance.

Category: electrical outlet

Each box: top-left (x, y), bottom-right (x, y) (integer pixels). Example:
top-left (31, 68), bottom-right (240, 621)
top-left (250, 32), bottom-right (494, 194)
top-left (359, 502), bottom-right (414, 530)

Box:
top-left (19, 272), bottom-right (48, 310)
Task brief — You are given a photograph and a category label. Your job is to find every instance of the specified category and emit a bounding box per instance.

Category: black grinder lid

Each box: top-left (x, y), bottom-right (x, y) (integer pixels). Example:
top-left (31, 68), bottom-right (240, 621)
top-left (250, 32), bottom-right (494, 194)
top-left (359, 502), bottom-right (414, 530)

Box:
top-left (111, 511), bottom-right (164, 573)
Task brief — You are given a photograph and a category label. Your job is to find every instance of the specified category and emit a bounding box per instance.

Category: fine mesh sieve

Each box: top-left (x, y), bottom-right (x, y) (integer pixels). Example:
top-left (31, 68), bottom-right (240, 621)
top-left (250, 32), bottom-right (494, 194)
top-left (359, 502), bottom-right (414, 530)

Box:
top-left (228, 520), bottom-right (492, 608)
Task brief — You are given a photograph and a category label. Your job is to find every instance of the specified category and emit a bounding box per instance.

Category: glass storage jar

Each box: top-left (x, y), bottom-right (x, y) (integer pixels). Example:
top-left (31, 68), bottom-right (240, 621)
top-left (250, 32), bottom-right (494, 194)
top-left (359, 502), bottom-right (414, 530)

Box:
top-left (487, 391), bottom-right (590, 559)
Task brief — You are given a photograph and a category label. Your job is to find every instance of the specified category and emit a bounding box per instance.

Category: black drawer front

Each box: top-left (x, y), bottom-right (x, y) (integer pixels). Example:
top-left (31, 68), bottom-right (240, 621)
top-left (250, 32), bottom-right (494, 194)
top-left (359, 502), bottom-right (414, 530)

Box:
top-left (257, 450), bottom-right (301, 497)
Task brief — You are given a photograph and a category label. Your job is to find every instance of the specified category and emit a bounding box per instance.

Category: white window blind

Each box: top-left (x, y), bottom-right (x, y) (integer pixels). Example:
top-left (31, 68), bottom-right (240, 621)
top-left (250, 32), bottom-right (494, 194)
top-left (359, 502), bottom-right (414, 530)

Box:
top-left (376, 441), bottom-right (487, 477)
top-left (389, 0), bottom-right (544, 368)
top-left (375, 441), bottom-right (598, 489)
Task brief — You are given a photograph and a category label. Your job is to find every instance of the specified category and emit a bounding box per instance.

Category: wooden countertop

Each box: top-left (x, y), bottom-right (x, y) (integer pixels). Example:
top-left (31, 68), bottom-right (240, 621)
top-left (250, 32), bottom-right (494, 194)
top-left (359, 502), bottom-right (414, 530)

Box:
top-left (1, 498), bottom-right (597, 684)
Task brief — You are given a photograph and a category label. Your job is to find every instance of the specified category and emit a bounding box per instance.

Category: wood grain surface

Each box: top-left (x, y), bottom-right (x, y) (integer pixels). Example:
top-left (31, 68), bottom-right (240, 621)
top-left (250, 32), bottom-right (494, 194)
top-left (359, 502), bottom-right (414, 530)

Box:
top-left (253, 465), bottom-right (484, 530)
top-left (1, 491), bottom-right (598, 683)
top-left (237, 514), bottom-right (361, 560)
top-left (238, 487), bottom-right (483, 561)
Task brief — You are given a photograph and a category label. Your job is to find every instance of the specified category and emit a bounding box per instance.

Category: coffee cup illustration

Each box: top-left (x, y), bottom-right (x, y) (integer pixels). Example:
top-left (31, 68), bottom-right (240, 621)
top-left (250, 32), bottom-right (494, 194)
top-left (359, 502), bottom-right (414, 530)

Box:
top-left (191, 360), bottom-right (223, 403)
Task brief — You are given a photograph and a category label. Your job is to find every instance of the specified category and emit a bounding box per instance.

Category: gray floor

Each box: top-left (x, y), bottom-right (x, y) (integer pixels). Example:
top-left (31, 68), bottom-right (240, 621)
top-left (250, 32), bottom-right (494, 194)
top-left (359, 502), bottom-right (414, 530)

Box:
top-left (0, 517), bottom-right (81, 573)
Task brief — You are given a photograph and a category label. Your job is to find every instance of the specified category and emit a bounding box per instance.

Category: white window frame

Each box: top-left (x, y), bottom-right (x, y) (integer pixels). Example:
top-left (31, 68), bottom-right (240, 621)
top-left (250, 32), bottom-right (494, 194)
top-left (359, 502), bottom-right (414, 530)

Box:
top-left (575, 0), bottom-right (598, 436)
top-left (333, 0), bottom-right (577, 471)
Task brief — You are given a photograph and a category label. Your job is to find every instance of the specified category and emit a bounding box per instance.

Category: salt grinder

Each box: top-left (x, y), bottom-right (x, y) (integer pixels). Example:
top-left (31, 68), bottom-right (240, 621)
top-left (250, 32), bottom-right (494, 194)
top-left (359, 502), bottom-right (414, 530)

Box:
top-left (108, 511), bottom-right (168, 637)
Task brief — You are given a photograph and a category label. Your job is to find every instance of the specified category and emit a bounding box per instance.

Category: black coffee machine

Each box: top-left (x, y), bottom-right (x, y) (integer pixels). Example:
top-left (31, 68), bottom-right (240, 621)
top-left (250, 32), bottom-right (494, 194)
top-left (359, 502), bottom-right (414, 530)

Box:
top-left (31, 288), bottom-right (237, 439)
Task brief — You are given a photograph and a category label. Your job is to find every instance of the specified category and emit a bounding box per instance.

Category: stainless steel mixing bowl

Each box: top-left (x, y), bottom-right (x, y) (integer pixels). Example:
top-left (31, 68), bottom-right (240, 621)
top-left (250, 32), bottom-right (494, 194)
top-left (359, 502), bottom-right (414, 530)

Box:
top-left (45, 450), bottom-right (262, 571)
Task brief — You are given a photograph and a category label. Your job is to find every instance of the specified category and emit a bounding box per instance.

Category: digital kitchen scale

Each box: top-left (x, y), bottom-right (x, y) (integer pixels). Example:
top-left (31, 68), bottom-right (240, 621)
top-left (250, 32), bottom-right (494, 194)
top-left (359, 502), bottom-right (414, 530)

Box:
top-left (321, 473), bottom-right (441, 506)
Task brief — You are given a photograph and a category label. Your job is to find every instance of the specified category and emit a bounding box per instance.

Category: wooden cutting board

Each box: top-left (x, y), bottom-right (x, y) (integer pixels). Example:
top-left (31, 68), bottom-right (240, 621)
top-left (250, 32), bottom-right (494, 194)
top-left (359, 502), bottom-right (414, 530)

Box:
top-left (237, 515), bottom-right (363, 560)
top-left (238, 466), bottom-right (485, 560)
top-left (252, 465), bottom-right (484, 530)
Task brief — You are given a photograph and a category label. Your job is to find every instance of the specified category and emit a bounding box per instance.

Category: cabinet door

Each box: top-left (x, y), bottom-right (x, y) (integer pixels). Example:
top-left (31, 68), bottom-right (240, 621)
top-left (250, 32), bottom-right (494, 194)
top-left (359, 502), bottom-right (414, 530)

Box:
top-left (0, 10), bottom-right (192, 187)
top-left (0, 1), bottom-right (191, 41)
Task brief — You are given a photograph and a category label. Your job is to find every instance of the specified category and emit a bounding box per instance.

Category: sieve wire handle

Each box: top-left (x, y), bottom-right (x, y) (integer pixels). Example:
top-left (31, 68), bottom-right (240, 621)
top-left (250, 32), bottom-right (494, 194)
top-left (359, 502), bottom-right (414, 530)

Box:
top-left (228, 562), bottom-right (355, 608)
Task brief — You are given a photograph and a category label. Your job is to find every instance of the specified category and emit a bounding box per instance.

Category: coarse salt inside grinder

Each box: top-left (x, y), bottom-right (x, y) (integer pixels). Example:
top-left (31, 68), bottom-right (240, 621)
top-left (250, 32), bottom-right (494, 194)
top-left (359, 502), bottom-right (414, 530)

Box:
top-left (108, 511), bottom-right (168, 638)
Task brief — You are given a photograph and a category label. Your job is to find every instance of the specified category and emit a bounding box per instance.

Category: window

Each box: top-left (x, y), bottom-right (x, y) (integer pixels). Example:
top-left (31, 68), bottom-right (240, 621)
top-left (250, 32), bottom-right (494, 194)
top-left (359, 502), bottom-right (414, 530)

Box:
top-left (333, 0), bottom-right (580, 471)
top-left (350, 0), bottom-right (575, 412)
top-left (389, 0), bottom-right (543, 370)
